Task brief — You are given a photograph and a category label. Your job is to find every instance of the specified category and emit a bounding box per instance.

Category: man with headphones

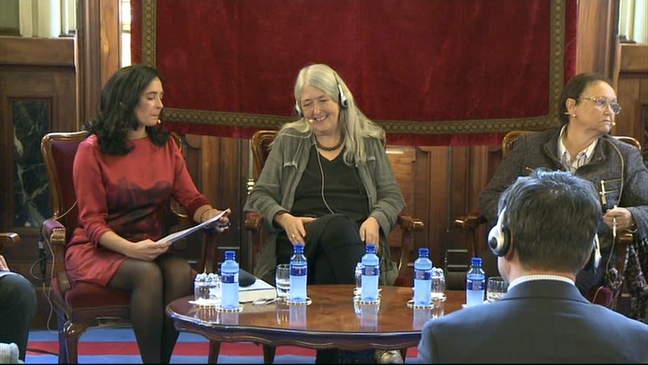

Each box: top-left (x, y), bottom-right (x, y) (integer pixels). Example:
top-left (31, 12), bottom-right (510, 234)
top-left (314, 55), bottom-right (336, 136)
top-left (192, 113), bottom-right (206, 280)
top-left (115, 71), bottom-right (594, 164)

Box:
top-left (417, 168), bottom-right (648, 363)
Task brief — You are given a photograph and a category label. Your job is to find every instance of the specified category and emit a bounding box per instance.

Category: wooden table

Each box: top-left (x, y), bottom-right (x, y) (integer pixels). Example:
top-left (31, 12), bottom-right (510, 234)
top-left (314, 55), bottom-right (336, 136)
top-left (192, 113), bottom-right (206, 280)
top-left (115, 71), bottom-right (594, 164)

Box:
top-left (166, 284), bottom-right (465, 363)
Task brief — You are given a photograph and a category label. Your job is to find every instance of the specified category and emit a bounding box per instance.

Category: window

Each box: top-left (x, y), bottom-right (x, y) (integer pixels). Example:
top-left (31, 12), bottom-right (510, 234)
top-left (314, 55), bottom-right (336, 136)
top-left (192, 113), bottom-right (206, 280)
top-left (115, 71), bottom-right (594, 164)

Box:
top-left (121, 0), bottom-right (132, 67)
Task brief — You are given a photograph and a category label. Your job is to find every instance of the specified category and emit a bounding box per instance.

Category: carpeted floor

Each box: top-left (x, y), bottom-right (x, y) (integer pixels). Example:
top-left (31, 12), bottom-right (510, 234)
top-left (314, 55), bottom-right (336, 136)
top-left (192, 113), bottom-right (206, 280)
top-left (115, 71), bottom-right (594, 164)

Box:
top-left (26, 327), bottom-right (419, 363)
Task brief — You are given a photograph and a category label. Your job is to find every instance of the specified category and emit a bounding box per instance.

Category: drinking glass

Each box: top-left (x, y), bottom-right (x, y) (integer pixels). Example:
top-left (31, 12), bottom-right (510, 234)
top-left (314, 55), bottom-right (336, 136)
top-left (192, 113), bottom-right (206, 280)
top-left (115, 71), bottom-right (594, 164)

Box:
top-left (354, 262), bottom-right (363, 296)
top-left (431, 267), bottom-right (446, 299)
top-left (275, 264), bottom-right (291, 302)
top-left (486, 276), bottom-right (508, 303)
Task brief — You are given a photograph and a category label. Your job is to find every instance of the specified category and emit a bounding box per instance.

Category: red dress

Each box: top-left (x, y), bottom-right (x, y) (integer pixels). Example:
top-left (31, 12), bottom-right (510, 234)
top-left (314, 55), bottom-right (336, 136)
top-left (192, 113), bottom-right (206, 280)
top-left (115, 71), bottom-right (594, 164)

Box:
top-left (66, 135), bottom-right (210, 286)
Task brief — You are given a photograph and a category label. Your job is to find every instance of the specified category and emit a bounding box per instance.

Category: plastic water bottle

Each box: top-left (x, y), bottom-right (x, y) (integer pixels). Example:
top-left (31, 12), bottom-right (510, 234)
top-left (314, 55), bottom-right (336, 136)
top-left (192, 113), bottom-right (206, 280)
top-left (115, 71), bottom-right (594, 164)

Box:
top-left (289, 243), bottom-right (308, 303)
top-left (466, 257), bottom-right (485, 307)
top-left (361, 243), bottom-right (380, 302)
top-left (220, 251), bottom-right (240, 310)
top-left (413, 248), bottom-right (433, 306)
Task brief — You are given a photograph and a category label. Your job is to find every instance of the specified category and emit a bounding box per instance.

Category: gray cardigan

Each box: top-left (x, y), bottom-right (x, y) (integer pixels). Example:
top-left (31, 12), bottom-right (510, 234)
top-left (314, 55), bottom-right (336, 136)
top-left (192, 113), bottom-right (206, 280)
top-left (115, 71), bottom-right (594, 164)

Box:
top-left (244, 128), bottom-right (406, 285)
top-left (479, 128), bottom-right (648, 250)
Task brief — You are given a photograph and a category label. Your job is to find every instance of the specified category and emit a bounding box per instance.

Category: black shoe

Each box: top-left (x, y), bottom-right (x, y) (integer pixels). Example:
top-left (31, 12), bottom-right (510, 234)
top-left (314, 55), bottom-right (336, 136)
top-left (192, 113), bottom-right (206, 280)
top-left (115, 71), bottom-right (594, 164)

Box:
top-left (338, 349), bottom-right (377, 363)
top-left (316, 349), bottom-right (339, 364)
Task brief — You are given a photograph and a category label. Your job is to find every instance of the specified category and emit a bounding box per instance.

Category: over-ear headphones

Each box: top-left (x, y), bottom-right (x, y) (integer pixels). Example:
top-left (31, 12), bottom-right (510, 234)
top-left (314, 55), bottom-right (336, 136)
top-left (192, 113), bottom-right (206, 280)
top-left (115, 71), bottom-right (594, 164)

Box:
top-left (488, 207), bottom-right (511, 257)
top-left (295, 74), bottom-right (348, 117)
top-left (488, 207), bottom-right (602, 272)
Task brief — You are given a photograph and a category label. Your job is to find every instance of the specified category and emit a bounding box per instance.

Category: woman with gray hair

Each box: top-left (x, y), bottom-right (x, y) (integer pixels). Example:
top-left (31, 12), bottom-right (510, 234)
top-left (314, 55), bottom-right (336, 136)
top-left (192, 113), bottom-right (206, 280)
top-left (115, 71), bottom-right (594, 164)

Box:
top-left (245, 63), bottom-right (405, 363)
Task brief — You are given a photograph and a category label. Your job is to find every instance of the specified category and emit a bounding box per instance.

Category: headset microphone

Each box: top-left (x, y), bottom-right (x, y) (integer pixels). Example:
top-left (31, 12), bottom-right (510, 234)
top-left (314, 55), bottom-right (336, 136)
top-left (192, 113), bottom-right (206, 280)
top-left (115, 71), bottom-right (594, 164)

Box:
top-left (295, 102), bottom-right (303, 117)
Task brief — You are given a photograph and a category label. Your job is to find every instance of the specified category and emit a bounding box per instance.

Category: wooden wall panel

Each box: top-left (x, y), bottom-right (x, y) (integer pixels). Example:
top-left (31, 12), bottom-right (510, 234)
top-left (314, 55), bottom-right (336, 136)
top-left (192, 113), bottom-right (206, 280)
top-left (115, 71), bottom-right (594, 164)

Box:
top-left (0, 36), bottom-right (76, 329)
top-left (614, 44), bottom-right (648, 151)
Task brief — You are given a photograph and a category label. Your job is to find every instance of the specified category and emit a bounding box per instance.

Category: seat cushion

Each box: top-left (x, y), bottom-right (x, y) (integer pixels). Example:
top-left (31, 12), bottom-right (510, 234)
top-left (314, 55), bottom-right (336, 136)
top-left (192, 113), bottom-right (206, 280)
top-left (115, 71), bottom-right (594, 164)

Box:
top-left (49, 278), bottom-right (131, 322)
top-left (587, 286), bottom-right (613, 308)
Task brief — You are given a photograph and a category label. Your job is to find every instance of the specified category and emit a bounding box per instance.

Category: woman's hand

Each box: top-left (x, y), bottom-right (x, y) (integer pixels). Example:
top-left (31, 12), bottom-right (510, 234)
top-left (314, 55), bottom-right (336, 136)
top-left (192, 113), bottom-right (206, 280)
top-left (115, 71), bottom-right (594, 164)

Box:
top-left (603, 207), bottom-right (635, 231)
top-left (276, 213), bottom-right (316, 244)
top-left (129, 239), bottom-right (172, 261)
top-left (201, 208), bottom-right (232, 233)
top-left (360, 217), bottom-right (380, 252)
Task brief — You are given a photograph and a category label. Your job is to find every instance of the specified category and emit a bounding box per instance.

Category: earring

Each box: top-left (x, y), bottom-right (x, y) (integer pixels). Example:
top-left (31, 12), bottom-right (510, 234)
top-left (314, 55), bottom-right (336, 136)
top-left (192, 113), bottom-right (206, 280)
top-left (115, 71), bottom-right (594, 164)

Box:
top-left (572, 114), bottom-right (576, 117)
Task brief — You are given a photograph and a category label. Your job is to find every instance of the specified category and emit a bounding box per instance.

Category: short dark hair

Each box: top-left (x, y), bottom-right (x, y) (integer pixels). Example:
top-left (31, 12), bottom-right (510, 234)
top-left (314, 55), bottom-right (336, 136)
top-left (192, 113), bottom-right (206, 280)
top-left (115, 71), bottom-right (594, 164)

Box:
top-left (498, 168), bottom-right (601, 272)
top-left (558, 72), bottom-right (612, 124)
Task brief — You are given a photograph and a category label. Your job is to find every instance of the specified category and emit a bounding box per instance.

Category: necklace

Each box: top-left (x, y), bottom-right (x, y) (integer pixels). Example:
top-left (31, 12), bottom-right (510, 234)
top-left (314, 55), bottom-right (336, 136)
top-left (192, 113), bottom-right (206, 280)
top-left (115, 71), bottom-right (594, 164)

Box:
top-left (315, 135), bottom-right (345, 151)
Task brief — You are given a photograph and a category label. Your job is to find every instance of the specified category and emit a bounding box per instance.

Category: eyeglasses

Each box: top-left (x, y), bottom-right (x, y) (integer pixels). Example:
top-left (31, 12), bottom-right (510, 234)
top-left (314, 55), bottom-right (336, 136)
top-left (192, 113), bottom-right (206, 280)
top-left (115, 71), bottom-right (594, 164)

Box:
top-left (578, 97), bottom-right (622, 115)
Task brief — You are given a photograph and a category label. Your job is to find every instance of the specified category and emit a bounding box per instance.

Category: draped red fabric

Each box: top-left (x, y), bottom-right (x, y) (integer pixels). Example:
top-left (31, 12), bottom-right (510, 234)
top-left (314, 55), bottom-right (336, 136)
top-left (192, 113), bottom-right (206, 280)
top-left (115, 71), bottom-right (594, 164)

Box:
top-left (131, 0), bottom-right (577, 146)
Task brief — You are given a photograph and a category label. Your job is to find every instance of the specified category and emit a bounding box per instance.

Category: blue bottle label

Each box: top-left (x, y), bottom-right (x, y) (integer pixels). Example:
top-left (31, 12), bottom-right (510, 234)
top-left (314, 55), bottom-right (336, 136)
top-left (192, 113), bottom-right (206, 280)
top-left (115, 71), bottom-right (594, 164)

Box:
top-left (414, 270), bottom-right (431, 280)
top-left (362, 265), bottom-right (379, 276)
top-left (221, 272), bottom-right (238, 284)
top-left (466, 278), bottom-right (484, 290)
top-left (291, 265), bottom-right (307, 276)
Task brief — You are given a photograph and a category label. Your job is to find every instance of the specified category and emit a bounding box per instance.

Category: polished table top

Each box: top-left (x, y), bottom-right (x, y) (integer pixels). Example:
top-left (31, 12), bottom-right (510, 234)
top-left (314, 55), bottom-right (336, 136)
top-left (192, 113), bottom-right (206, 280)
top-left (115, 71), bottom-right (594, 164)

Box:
top-left (166, 285), bottom-right (465, 351)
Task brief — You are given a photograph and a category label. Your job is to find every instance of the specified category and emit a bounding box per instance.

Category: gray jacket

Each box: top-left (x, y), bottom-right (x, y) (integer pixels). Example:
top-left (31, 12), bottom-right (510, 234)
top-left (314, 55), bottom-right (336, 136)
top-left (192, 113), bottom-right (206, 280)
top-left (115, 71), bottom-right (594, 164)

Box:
top-left (244, 128), bottom-right (406, 285)
top-left (479, 128), bottom-right (648, 250)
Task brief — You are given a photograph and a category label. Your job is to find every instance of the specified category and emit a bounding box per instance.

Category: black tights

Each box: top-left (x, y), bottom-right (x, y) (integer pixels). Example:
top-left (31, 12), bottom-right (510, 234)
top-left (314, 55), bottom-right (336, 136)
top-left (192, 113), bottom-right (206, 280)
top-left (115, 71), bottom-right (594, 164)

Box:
top-left (109, 254), bottom-right (193, 364)
top-left (277, 214), bottom-right (366, 284)
top-left (277, 214), bottom-right (369, 364)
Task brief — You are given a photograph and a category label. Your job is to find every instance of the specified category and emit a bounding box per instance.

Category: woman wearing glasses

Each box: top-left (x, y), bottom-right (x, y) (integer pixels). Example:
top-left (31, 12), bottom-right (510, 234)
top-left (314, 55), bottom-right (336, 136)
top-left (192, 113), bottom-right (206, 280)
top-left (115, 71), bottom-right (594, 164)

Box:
top-left (478, 72), bottom-right (648, 319)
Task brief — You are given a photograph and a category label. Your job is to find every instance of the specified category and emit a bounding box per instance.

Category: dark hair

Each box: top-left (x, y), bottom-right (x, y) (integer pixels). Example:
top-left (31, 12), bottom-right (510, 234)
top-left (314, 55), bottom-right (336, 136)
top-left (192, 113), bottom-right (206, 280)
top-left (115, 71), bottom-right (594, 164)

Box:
top-left (558, 72), bottom-right (612, 124)
top-left (498, 168), bottom-right (601, 272)
top-left (83, 64), bottom-right (170, 154)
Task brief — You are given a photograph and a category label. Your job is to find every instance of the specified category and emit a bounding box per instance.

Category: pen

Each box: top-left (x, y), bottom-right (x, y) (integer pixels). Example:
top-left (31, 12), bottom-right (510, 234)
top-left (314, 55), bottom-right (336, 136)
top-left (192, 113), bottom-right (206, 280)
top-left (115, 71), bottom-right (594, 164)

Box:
top-left (612, 205), bottom-right (617, 240)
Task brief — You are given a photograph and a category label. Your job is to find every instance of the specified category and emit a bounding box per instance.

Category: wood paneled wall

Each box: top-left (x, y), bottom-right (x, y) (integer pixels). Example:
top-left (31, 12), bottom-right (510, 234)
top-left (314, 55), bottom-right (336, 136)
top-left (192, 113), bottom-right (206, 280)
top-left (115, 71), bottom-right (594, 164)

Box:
top-left (614, 43), bottom-right (648, 150)
top-left (0, 36), bottom-right (77, 329)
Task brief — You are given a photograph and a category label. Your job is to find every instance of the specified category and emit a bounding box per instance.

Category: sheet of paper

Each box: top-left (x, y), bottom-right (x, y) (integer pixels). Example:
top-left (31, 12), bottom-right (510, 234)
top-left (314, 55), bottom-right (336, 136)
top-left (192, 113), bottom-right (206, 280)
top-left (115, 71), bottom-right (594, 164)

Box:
top-left (155, 208), bottom-right (230, 244)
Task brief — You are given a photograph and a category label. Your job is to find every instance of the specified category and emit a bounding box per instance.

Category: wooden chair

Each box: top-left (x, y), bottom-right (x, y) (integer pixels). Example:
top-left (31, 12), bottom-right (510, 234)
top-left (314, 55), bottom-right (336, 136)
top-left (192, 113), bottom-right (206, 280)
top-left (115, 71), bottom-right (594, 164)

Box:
top-left (40, 130), bottom-right (221, 363)
top-left (454, 130), bottom-right (641, 309)
top-left (243, 130), bottom-right (424, 363)
top-left (0, 232), bottom-right (20, 251)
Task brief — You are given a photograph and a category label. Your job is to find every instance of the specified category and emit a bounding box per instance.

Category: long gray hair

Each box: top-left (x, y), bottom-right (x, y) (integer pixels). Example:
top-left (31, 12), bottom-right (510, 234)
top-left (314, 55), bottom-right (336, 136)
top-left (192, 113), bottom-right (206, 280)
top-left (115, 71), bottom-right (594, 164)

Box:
top-left (281, 63), bottom-right (385, 164)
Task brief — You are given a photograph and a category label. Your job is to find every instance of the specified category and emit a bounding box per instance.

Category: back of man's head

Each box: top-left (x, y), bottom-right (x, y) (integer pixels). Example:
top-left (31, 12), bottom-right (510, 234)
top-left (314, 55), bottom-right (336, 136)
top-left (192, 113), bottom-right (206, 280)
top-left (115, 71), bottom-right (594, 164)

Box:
top-left (498, 168), bottom-right (601, 272)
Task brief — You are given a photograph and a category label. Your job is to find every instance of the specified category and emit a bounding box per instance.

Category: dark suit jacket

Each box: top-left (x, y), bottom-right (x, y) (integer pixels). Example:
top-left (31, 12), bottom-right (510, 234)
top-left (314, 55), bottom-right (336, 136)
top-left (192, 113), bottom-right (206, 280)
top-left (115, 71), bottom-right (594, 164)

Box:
top-left (417, 280), bottom-right (648, 363)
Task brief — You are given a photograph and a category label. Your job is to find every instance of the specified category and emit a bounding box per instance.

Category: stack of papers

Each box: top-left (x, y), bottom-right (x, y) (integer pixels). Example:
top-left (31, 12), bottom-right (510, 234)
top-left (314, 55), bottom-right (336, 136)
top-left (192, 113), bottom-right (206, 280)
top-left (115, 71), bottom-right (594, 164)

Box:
top-left (156, 209), bottom-right (230, 244)
top-left (239, 278), bottom-right (276, 303)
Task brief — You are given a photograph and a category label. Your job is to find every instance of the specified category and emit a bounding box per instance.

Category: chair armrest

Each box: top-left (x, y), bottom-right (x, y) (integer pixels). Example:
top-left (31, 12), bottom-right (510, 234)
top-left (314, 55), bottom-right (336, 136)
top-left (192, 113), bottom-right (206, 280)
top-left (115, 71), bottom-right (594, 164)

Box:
top-left (0, 232), bottom-right (20, 252)
top-left (42, 218), bottom-right (71, 295)
top-left (453, 211), bottom-right (487, 259)
top-left (395, 213), bottom-right (425, 282)
top-left (454, 211), bottom-right (486, 231)
top-left (397, 214), bottom-right (424, 232)
top-left (244, 212), bottom-right (264, 232)
top-left (614, 232), bottom-right (634, 281)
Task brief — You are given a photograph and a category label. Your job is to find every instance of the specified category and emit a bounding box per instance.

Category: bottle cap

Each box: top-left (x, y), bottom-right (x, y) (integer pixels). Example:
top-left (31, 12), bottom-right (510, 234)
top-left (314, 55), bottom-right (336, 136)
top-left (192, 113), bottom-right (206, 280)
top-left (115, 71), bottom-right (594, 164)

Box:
top-left (419, 248), bottom-right (429, 256)
top-left (366, 243), bottom-right (376, 252)
top-left (225, 250), bottom-right (236, 260)
top-left (294, 242), bottom-right (305, 251)
top-left (471, 257), bottom-right (482, 265)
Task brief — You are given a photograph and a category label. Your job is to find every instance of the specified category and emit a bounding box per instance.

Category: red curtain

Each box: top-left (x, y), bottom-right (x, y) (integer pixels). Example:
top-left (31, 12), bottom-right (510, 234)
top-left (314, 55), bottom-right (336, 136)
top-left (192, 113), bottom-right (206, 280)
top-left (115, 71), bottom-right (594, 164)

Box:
top-left (131, 0), bottom-right (577, 146)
